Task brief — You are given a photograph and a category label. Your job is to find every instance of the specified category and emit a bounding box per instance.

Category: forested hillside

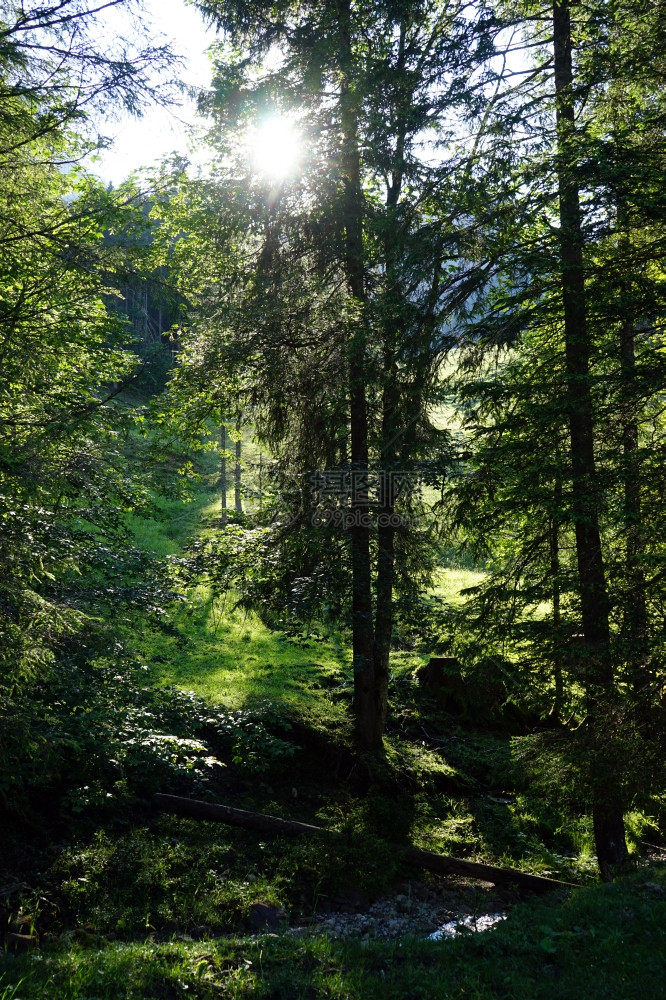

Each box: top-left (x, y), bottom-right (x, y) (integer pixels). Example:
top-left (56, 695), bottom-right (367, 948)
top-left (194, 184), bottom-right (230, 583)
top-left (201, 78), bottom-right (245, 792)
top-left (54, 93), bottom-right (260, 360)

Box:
top-left (1, 1), bottom-right (665, 998)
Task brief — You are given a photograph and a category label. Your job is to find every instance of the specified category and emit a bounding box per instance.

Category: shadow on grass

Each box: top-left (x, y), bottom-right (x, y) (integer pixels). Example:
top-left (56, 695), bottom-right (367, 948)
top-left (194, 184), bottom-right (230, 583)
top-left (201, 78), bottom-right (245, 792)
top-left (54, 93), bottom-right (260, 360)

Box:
top-left (141, 598), bottom-right (351, 717)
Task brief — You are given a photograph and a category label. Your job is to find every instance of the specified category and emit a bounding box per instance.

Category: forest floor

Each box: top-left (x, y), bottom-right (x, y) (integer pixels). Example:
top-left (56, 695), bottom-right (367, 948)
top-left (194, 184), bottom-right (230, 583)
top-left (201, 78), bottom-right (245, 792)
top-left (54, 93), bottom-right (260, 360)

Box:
top-left (2, 467), bottom-right (665, 998)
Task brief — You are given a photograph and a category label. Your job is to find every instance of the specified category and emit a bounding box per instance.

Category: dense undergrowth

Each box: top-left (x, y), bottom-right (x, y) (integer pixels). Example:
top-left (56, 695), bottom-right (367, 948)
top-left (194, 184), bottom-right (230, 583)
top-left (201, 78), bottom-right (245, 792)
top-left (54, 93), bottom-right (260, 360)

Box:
top-left (2, 866), bottom-right (665, 998)
top-left (2, 444), bottom-right (664, 999)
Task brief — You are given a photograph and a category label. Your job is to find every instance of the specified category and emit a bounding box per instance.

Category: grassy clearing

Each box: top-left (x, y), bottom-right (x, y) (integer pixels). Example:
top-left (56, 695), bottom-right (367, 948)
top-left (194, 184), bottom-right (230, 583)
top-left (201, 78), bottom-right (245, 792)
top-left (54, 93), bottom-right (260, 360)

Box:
top-left (127, 472), bottom-right (219, 557)
top-left (125, 495), bottom-right (217, 557)
top-left (125, 421), bottom-right (352, 713)
top-left (111, 528), bottom-right (652, 888)
top-left (432, 567), bottom-right (486, 605)
top-left (137, 594), bottom-right (351, 713)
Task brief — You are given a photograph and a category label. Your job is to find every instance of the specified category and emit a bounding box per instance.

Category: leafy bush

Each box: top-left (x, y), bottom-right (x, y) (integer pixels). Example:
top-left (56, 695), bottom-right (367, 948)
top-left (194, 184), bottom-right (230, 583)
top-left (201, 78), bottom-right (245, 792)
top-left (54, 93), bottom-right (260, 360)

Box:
top-left (0, 636), bottom-right (304, 823)
top-left (1, 650), bottom-right (215, 816)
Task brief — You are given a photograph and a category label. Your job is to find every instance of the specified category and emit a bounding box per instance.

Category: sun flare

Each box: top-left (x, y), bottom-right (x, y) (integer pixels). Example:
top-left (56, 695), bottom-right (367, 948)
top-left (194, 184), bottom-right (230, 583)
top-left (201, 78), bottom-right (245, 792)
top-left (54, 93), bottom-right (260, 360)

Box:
top-left (250, 116), bottom-right (301, 179)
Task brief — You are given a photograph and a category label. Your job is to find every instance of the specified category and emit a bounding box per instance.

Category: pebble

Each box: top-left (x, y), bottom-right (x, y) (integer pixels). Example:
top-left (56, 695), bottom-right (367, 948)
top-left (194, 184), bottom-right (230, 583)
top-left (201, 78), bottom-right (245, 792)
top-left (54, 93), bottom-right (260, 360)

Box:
top-left (285, 881), bottom-right (509, 941)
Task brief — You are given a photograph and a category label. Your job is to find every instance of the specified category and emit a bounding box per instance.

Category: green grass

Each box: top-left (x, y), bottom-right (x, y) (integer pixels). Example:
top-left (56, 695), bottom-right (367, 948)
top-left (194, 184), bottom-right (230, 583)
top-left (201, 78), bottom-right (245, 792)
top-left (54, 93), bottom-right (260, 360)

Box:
top-left (127, 485), bottom-right (219, 557)
top-left (2, 869), bottom-right (665, 999)
top-left (432, 567), bottom-right (486, 605)
top-left (119, 569), bottom-right (637, 886)
top-left (124, 420), bottom-right (352, 714)
top-left (138, 593), bottom-right (351, 714)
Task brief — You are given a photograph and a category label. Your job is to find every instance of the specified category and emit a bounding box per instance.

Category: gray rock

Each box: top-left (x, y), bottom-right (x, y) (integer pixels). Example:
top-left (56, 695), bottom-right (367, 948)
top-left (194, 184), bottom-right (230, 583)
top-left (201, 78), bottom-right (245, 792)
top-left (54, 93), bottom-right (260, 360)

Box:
top-left (248, 901), bottom-right (286, 932)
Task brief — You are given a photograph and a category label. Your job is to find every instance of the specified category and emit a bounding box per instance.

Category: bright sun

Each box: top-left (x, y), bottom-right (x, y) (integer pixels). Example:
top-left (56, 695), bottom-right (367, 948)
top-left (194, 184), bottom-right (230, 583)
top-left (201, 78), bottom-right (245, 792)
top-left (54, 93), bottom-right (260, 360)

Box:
top-left (250, 116), bottom-right (301, 179)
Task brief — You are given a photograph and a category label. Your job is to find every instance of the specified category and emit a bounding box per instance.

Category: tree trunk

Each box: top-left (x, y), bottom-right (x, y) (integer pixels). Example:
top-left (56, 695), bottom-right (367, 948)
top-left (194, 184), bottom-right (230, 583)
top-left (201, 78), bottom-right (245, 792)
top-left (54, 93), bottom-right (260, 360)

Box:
top-left (374, 438), bottom-right (395, 738)
top-left (372, 16), bottom-right (410, 746)
top-left (620, 318), bottom-right (649, 697)
top-left (221, 423), bottom-right (227, 526)
top-left (234, 414), bottom-right (242, 514)
top-left (258, 451), bottom-right (263, 511)
top-left (337, 0), bottom-right (377, 749)
top-left (549, 475), bottom-right (563, 721)
top-left (552, 0), bottom-right (627, 873)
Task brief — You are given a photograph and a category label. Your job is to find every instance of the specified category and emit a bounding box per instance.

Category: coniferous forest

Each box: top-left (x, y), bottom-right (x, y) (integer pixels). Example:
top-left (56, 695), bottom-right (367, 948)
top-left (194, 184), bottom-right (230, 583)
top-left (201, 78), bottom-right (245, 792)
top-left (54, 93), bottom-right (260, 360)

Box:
top-left (1, 1), bottom-right (665, 997)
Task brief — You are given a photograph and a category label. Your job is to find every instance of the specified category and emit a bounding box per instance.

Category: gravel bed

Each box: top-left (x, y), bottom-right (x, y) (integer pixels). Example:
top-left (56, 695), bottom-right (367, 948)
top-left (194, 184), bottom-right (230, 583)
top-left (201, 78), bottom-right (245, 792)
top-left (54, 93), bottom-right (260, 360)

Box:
top-left (286, 878), bottom-right (514, 941)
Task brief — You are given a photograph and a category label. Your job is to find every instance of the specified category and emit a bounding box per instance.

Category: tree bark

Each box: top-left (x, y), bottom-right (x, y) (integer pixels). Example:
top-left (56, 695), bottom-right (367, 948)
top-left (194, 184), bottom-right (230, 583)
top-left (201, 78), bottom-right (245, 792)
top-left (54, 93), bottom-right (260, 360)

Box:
top-left (372, 15), bottom-right (410, 747)
top-left (221, 422), bottom-right (228, 526)
top-left (552, 0), bottom-right (627, 873)
top-left (337, 0), bottom-right (377, 749)
top-left (549, 477), bottom-right (563, 721)
top-left (374, 446), bottom-right (395, 740)
top-left (620, 319), bottom-right (649, 697)
top-left (234, 413), bottom-right (243, 514)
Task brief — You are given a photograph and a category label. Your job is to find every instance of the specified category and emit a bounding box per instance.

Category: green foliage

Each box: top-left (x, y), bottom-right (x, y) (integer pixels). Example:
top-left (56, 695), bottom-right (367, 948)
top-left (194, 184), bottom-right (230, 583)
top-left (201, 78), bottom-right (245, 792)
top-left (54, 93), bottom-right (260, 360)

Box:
top-left (1, 625), bottom-right (330, 814)
top-left (47, 821), bottom-right (287, 937)
top-left (2, 869), bottom-right (666, 998)
top-left (150, 687), bottom-right (299, 775)
top-left (151, 0), bottom-right (495, 748)
top-left (176, 516), bottom-right (352, 636)
top-left (1, 9), bottom-right (665, 999)
top-left (0, 979), bottom-right (23, 1000)
top-left (0, 1), bottom-right (177, 136)
top-left (0, 0), bottom-right (184, 808)
top-left (0, 649), bottom-right (224, 812)
top-left (429, 0), bottom-right (666, 872)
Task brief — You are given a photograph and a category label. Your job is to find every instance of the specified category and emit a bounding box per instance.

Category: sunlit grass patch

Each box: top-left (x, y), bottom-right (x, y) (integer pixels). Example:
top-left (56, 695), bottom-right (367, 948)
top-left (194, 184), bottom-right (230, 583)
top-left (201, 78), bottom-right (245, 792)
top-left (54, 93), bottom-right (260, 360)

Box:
top-left (415, 807), bottom-right (479, 856)
top-left (127, 495), bottom-right (220, 556)
top-left (432, 566), bottom-right (486, 605)
top-left (624, 810), bottom-right (662, 855)
top-left (138, 593), bottom-right (350, 716)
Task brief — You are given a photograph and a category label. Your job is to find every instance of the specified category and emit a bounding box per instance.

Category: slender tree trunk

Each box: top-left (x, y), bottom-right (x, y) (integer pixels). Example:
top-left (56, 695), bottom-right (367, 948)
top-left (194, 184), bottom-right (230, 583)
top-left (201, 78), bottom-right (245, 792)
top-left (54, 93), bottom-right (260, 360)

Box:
top-left (372, 21), bottom-right (409, 737)
top-left (620, 320), bottom-right (649, 696)
top-left (552, 0), bottom-right (627, 873)
top-left (234, 414), bottom-right (242, 514)
top-left (221, 423), bottom-right (227, 526)
top-left (374, 388), bottom-right (396, 736)
top-left (258, 452), bottom-right (263, 511)
top-left (549, 471), bottom-right (563, 721)
top-left (337, 0), bottom-right (377, 748)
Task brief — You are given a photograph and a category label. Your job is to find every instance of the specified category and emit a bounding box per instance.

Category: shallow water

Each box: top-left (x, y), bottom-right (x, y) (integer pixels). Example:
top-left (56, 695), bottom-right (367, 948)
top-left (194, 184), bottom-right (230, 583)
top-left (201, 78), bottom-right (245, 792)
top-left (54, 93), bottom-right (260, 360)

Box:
top-left (428, 912), bottom-right (507, 940)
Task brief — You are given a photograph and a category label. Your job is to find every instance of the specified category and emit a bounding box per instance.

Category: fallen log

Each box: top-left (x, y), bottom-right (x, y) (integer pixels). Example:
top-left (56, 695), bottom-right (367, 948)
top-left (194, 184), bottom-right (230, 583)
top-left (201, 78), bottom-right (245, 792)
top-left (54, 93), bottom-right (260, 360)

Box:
top-left (152, 793), bottom-right (577, 894)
